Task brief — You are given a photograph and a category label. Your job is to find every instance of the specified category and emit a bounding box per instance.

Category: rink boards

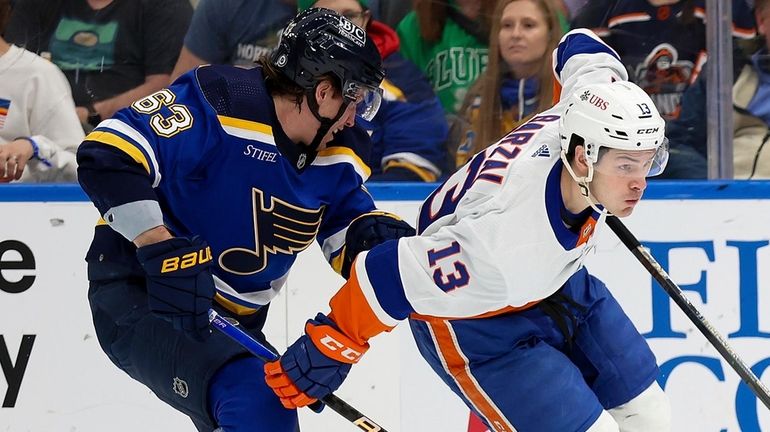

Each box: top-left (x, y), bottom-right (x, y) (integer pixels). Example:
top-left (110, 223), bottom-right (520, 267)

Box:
top-left (1, 181), bottom-right (770, 431)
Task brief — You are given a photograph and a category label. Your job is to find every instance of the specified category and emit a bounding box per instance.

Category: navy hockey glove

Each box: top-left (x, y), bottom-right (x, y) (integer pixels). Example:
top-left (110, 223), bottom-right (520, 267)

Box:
top-left (341, 211), bottom-right (415, 278)
top-left (136, 236), bottom-right (215, 341)
top-left (264, 313), bottom-right (369, 409)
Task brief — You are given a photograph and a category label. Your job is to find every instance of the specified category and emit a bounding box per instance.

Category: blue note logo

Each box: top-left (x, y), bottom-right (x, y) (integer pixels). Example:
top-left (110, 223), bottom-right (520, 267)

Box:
top-left (219, 189), bottom-right (324, 275)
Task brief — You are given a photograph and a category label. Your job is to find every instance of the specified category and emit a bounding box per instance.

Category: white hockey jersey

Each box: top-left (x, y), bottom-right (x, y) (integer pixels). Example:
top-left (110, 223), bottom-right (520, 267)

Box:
top-left (325, 29), bottom-right (632, 341)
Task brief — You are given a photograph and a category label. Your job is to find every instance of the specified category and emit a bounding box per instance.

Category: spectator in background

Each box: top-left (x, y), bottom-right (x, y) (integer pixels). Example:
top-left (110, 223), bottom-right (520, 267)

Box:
top-left (5, 0), bottom-right (192, 129)
top-left (299, 0), bottom-right (449, 181)
top-left (0, 0), bottom-right (84, 182)
top-left (665, 0), bottom-right (770, 179)
top-left (170, 0), bottom-right (295, 81)
top-left (571, 0), bottom-right (756, 121)
top-left (562, 0), bottom-right (588, 18)
top-left (367, 0), bottom-right (411, 29)
top-left (397, 0), bottom-right (494, 114)
top-left (454, 0), bottom-right (563, 168)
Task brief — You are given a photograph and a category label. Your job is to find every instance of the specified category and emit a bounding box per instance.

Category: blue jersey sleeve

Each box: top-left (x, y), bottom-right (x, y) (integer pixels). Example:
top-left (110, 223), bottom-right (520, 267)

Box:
top-left (77, 71), bottom-right (214, 240)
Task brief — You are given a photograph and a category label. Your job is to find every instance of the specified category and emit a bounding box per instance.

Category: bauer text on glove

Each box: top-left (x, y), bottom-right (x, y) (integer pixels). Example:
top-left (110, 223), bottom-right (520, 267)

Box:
top-left (136, 236), bottom-right (215, 341)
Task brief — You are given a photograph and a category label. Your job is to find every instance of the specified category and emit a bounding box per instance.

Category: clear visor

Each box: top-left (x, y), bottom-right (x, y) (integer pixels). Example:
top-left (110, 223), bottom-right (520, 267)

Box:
top-left (343, 81), bottom-right (383, 121)
top-left (592, 138), bottom-right (669, 178)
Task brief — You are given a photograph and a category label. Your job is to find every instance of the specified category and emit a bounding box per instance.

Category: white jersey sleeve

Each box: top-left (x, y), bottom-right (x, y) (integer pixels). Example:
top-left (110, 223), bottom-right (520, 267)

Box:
top-left (553, 29), bottom-right (628, 103)
top-left (323, 29), bottom-right (621, 344)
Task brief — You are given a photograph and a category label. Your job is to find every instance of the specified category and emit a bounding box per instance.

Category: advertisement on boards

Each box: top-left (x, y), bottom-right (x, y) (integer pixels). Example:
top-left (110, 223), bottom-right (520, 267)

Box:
top-left (1, 185), bottom-right (770, 432)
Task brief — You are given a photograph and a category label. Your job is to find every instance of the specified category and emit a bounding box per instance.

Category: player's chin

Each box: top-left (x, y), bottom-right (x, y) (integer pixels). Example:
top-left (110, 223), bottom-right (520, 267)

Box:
top-left (612, 204), bottom-right (636, 217)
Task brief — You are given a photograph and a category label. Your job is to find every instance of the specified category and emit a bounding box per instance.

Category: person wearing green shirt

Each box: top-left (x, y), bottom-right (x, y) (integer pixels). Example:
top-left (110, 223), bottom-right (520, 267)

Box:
top-left (396, 0), bottom-right (491, 114)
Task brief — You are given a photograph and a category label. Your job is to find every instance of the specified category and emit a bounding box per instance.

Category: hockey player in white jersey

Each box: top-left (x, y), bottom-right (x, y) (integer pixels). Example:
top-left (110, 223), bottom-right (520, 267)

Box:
top-left (265, 28), bottom-right (672, 431)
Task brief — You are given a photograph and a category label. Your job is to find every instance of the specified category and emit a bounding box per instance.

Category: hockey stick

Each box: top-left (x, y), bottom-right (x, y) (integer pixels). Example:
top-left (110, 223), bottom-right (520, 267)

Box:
top-left (605, 216), bottom-right (770, 410)
top-left (208, 309), bottom-right (388, 432)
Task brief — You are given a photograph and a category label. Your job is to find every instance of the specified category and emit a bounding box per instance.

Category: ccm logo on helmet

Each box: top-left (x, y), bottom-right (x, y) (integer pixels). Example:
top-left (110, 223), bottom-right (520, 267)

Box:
top-left (320, 334), bottom-right (363, 362)
top-left (637, 128), bottom-right (660, 134)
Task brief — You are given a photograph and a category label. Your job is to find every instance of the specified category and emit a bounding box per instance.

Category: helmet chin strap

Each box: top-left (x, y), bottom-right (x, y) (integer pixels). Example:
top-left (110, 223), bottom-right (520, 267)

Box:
top-left (292, 86), bottom-right (351, 172)
top-left (560, 151), bottom-right (609, 216)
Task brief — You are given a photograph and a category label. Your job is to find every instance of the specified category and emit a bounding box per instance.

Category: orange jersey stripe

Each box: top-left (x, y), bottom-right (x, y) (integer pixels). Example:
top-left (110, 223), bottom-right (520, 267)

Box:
top-left (411, 300), bottom-right (540, 321)
top-left (552, 79), bottom-right (562, 105)
top-left (427, 320), bottom-right (516, 432)
top-left (328, 262), bottom-right (395, 345)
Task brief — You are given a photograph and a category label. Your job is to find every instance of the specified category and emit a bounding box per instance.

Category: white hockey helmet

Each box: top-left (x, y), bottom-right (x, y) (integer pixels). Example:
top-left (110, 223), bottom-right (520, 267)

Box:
top-left (559, 81), bottom-right (668, 177)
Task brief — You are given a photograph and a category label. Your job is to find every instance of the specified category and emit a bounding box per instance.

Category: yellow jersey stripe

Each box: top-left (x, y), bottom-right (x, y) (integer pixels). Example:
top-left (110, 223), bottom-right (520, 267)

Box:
top-left (330, 248), bottom-right (346, 275)
top-left (217, 116), bottom-right (274, 134)
top-left (383, 160), bottom-right (437, 182)
top-left (85, 130), bottom-right (151, 174)
top-left (214, 293), bottom-right (260, 316)
top-left (316, 146), bottom-right (372, 178)
top-left (217, 116), bottom-right (276, 145)
top-left (381, 79), bottom-right (406, 101)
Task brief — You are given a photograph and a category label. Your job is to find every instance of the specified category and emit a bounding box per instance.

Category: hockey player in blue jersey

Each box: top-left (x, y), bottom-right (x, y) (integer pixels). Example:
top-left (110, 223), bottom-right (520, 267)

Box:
top-left (77, 8), bottom-right (414, 432)
top-left (265, 29), bottom-right (673, 431)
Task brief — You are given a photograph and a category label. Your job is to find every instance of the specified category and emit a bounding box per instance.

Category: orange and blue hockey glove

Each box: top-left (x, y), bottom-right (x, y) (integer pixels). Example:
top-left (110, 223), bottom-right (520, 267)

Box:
top-left (264, 313), bottom-right (368, 409)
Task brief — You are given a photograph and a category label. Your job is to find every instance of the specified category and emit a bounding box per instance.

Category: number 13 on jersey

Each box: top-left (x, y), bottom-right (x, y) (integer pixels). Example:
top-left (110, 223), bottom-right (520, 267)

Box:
top-left (427, 241), bottom-right (470, 292)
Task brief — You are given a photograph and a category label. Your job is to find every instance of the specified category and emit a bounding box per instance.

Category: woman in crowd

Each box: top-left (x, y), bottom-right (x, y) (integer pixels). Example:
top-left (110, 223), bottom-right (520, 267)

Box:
top-left (454, 0), bottom-right (563, 167)
top-left (0, 0), bottom-right (84, 182)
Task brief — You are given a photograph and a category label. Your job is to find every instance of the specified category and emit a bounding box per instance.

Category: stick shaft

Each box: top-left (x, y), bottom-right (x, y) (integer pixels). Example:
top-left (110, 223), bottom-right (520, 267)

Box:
top-left (606, 216), bottom-right (770, 410)
top-left (208, 309), bottom-right (388, 431)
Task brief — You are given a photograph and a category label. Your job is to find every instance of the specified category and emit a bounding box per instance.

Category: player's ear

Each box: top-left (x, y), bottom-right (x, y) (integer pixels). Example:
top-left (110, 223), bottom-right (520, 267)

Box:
top-left (315, 79), bottom-right (335, 104)
top-left (574, 145), bottom-right (590, 176)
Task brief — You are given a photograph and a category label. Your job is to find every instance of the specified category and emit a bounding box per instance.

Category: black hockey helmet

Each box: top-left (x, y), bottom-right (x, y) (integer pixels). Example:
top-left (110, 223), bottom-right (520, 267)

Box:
top-left (271, 7), bottom-right (385, 122)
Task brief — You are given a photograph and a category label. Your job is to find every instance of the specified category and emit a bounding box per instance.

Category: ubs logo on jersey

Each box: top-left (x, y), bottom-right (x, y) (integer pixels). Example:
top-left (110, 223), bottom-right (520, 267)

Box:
top-left (580, 90), bottom-right (609, 110)
top-left (219, 189), bottom-right (324, 275)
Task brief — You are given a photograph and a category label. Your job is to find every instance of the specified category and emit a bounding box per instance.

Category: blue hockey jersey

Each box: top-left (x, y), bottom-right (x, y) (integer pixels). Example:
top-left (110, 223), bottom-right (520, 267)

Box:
top-left (77, 65), bottom-right (377, 310)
